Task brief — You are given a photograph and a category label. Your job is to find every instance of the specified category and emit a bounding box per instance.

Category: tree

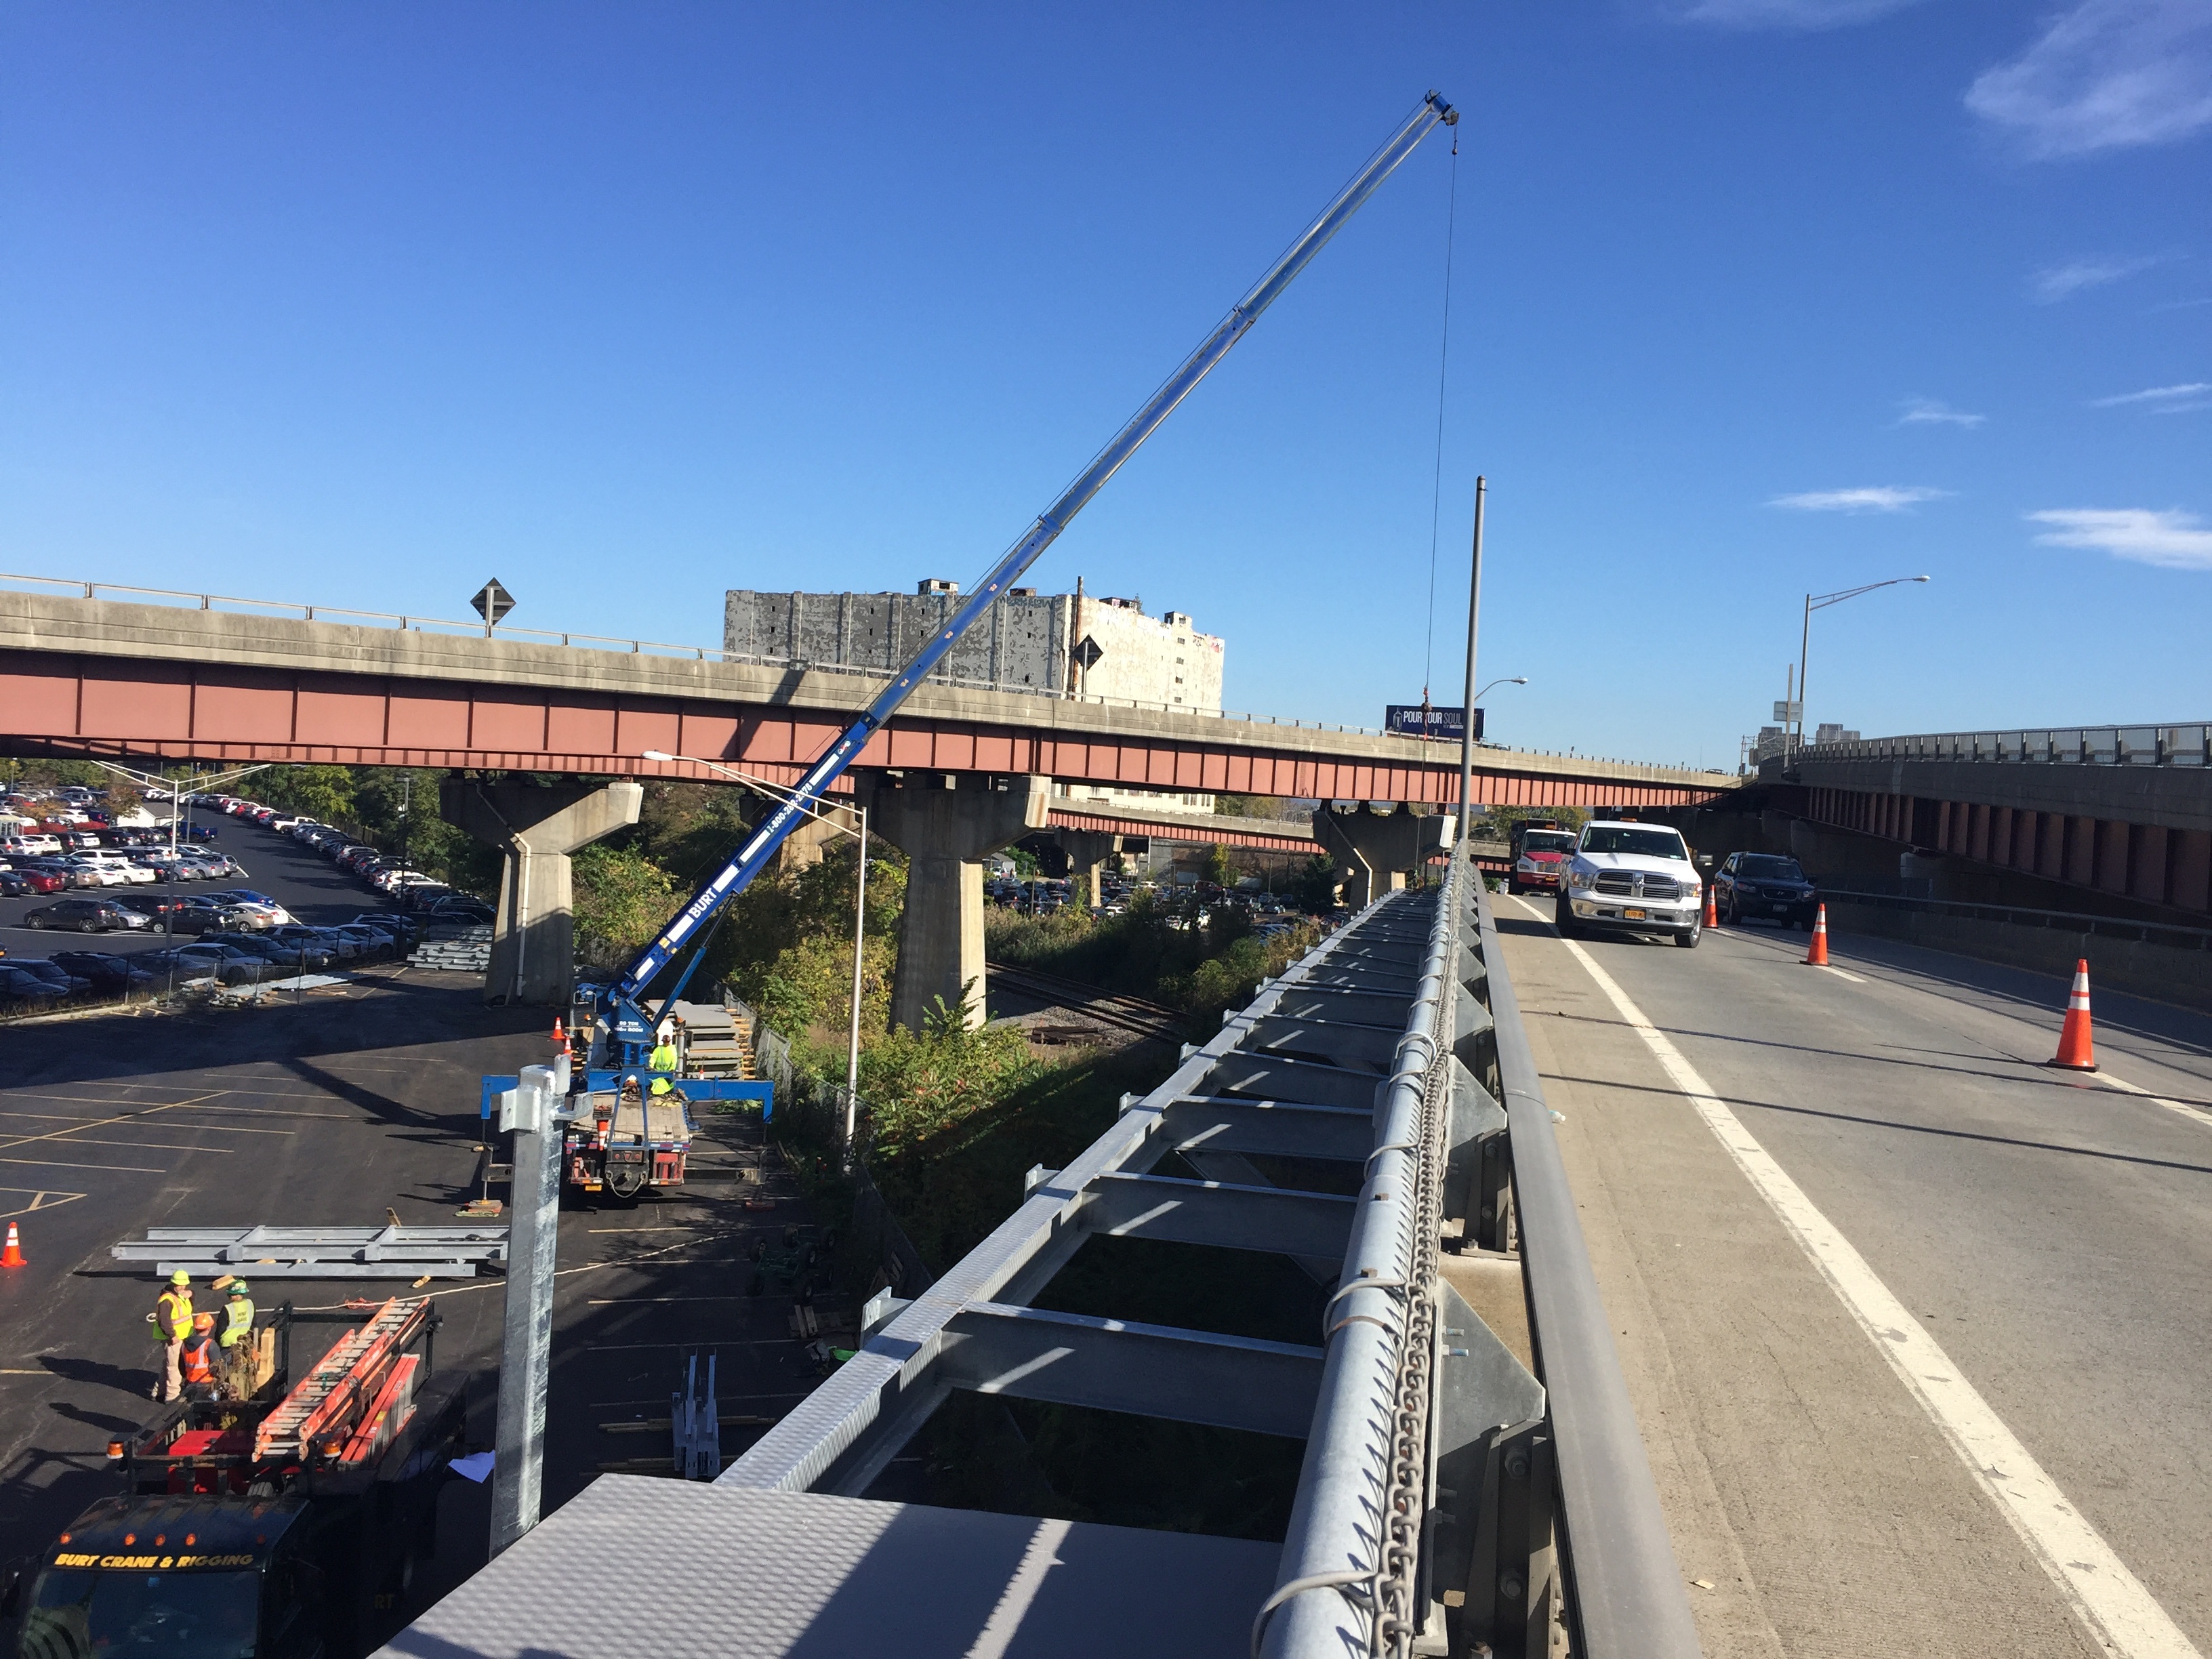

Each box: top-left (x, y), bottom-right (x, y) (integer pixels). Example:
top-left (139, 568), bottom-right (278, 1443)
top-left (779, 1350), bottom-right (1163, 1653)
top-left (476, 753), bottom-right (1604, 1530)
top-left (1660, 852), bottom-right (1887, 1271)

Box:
top-left (1202, 842), bottom-right (1235, 888)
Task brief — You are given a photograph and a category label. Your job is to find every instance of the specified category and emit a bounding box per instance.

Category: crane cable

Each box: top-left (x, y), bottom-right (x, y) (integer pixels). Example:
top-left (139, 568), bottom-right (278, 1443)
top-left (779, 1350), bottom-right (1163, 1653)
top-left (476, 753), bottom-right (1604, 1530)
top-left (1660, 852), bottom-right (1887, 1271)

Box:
top-left (1420, 128), bottom-right (1462, 708)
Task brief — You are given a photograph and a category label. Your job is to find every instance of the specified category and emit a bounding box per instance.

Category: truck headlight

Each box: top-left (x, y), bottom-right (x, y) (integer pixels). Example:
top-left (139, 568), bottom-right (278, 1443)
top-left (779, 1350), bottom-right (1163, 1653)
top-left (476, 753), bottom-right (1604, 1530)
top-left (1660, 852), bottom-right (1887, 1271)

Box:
top-left (1568, 868), bottom-right (1595, 890)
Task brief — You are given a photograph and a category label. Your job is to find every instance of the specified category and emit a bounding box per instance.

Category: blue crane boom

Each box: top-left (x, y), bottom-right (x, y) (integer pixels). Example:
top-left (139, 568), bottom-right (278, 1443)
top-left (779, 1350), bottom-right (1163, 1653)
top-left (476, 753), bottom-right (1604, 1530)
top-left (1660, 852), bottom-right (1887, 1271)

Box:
top-left (602, 90), bottom-right (1458, 1060)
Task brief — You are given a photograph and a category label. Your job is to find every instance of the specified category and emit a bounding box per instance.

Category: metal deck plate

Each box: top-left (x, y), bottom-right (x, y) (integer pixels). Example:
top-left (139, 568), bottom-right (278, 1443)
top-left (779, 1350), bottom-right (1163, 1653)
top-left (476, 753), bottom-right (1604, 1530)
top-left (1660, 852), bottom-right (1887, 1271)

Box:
top-left (377, 1476), bottom-right (1280, 1659)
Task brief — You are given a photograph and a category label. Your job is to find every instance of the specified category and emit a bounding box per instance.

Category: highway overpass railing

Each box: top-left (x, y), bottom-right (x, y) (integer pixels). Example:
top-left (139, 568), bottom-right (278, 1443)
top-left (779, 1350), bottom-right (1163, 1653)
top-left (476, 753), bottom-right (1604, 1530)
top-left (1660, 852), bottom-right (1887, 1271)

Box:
top-left (0, 570), bottom-right (1697, 773)
top-left (703, 847), bottom-right (1698, 1658)
top-left (1818, 886), bottom-right (2212, 954)
top-left (1802, 724), bottom-right (2212, 769)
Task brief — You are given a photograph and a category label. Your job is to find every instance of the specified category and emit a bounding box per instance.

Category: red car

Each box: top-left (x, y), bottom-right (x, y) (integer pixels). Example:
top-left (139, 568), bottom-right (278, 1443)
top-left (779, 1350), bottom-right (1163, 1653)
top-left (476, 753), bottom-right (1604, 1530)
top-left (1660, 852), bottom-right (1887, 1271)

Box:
top-left (7, 867), bottom-right (68, 895)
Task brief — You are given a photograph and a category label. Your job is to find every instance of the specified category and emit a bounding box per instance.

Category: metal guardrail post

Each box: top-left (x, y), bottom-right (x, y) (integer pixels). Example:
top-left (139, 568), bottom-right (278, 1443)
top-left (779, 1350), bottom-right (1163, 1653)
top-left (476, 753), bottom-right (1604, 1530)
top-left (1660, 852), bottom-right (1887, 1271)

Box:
top-left (1475, 874), bottom-right (1704, 1659)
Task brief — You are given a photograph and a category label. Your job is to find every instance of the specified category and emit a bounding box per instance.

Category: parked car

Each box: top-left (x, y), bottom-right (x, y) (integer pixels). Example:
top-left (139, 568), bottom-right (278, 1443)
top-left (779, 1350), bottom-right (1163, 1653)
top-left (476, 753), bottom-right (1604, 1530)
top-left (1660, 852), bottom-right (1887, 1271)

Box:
top-left (1712, 853), bottom-right (1820, 929)
top-left (268, 925), bottom-right (359, 962)
top-left (159, 943), bottom-right (276, 984)
top-left (9, 958), bottom-right (96, 996)
top-left (204, 931), bottom-right (336, 972)
top-left (6, 865), bottom-right (68, 895)
top-left (423, 897), bottom-right (495, 924)
top-left (0, 964), bottom-right (66, 1006)
top-left (21, 897), bottom-right (152, 934)
top-left (49, 951), bottom-right (161, 993)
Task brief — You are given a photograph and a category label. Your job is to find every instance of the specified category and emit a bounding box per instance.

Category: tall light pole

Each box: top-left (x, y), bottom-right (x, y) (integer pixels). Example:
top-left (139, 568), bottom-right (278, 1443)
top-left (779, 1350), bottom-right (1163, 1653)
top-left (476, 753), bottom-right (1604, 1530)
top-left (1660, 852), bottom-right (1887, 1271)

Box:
top-left (1793, 576), bottom-right (1930, 762)
top-left (1456, 477), bottom-right (1487, 845)
top-left (642, 751), bottom-right (871, 1167)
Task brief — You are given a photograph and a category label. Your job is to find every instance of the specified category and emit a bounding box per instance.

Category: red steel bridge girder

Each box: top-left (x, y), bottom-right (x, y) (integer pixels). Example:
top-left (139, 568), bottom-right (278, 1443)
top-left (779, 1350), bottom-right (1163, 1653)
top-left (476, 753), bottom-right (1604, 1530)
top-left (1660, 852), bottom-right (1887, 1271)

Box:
top-left (0, 653), bottom-right (1721, 811)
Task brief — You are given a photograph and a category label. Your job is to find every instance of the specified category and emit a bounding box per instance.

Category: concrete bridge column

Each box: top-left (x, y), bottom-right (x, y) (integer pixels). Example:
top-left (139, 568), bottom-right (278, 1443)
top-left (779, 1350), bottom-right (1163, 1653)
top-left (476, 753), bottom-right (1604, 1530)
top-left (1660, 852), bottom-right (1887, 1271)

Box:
top-left (1056, 828), bottom-right (1122, 907)
top-left (441, 777), bottom-right (643, 1006)
top-left (1314, 805), bottom-right (1456, 908)
top-left (867, 773), bottom-right (1050, 1031)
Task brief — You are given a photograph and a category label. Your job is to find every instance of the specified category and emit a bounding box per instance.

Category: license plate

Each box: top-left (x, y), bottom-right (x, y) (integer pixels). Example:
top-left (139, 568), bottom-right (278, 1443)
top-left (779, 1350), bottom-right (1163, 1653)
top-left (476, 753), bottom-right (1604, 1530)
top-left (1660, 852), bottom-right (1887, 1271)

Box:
top-left (1771, 904), bottom-right (1788, 914)
top-left (1623, 907), bottom-right (1646, 920)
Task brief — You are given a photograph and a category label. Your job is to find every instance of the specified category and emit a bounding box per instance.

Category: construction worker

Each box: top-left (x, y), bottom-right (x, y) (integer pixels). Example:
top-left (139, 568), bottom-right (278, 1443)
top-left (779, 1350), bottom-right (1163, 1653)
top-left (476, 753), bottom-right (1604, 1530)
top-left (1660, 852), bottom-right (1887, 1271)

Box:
top-left (649, 1076), bottom-right (689, 1104)
top-left (649, 1026), bottom-right (680, 1076)
top-left (180, 1313), bottom-right (218, 1399)
top-left (148, 1271), bottom-right (193, 1401)
top-left (218, 1278), bottom-right (256, 1401)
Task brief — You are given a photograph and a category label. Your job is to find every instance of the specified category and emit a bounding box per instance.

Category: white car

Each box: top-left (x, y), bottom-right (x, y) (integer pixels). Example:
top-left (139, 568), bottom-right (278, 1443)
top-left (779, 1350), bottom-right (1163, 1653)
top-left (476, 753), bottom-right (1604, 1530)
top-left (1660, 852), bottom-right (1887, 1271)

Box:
top-left (1555, 821), bottom-right (1704, 949)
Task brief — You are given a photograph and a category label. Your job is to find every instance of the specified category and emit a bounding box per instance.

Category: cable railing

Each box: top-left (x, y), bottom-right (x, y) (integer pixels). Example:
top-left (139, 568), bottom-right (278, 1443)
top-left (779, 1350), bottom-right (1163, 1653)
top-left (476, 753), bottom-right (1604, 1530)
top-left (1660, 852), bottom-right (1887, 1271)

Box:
top-left (0, 570), bottom-right (1723, 776)
top-left (1802, 724), bottom-right (2212, 769)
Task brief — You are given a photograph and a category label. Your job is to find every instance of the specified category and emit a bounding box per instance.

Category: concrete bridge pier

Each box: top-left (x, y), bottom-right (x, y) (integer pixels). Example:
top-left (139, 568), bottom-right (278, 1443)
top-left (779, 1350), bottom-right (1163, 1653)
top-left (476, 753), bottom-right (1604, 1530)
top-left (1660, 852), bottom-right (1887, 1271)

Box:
top-left (867, 772), bottom-right (1050, 1031)
top-left (1055, 828), bottom-right (1123, 907)
top-left (1315, 805), bottom-right (1456, 907)
top-left (441, 777), bottom-right (643, 1006)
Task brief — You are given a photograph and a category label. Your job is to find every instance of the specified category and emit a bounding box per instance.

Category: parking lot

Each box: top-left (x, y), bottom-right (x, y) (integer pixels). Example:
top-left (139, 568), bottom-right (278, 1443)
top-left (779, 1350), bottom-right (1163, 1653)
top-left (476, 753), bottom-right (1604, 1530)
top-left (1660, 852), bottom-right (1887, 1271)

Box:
top-left (0, 820), bottom-right (836, 1644)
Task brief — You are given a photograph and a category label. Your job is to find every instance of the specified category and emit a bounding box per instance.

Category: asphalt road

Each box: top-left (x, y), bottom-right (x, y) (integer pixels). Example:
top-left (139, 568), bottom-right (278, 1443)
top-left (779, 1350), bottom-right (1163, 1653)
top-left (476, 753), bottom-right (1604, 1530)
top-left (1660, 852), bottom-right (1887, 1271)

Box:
top-left (0, 820), bottom-right (836, 1648)
top-left (1494, 892), bottom-right (2212, 1659)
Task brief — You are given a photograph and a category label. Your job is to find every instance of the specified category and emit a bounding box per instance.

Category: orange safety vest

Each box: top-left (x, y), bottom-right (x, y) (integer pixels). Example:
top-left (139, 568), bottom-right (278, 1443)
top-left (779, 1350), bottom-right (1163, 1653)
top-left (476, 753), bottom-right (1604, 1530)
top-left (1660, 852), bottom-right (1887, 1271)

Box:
top-left (154, 1288), bottom-right (193, 1343)
top-left (180, 1336), bottom-right (216, 1385)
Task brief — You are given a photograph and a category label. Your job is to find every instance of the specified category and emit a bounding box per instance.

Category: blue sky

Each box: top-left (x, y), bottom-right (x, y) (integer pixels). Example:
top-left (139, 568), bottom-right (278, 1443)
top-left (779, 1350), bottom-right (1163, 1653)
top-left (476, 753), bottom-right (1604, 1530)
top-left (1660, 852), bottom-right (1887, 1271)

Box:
top-left (3, 2), bottom-right (2207, 771)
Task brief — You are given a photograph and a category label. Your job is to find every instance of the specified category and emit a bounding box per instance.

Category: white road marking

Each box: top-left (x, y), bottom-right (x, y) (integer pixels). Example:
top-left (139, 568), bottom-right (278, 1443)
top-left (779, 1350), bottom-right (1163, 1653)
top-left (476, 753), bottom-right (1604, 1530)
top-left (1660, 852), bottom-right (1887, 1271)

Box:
top-left (1817, 963), bottom-right (1867, 983)
top-left (2095, 1071), bottom-right (2212, 1133)
top-left (1551, 933), bottom-right (2201, 1659)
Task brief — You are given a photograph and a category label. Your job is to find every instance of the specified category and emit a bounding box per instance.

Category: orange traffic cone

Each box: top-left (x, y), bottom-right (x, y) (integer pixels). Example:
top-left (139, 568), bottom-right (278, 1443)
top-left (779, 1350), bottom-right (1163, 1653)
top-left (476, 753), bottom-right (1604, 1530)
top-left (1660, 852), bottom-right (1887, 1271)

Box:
top-left (1702, 884), bottom-right (1719, 929)
top-left (1, 1221), bottom-right (24, 1268)
top-left (1801, 904), bottom-right (1830, 966)
top-left (551, 1019), bottom-right (567, 1049)
top-left (2049, 959), bottom-right (2096, 1071)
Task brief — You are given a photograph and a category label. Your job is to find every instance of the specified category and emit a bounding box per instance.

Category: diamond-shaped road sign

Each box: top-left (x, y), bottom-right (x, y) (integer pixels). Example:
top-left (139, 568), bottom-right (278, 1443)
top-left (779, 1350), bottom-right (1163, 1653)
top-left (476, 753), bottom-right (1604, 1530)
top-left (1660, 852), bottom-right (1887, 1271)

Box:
top-left (472, 579), bottom-right (516, 627)
top-left (1072, 635), bottom-right (1105, 671)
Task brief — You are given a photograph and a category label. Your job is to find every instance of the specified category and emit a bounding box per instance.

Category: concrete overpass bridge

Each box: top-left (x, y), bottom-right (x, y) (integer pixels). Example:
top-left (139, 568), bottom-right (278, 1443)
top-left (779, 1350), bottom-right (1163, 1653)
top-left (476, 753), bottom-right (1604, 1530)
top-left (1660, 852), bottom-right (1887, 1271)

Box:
top-left (0, 581), bottom-right (1728, 1014)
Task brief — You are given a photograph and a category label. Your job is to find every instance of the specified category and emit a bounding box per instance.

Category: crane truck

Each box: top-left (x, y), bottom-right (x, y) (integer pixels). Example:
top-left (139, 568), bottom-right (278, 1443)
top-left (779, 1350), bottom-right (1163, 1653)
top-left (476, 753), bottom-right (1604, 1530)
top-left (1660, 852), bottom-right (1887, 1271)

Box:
top-left (6, 1298), bottom-right (464, 1659)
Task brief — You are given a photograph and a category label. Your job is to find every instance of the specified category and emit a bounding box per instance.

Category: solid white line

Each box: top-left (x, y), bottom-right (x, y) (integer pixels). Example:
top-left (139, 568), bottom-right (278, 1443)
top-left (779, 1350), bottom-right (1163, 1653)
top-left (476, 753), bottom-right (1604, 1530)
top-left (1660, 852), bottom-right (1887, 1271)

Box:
top-left (1818, 963), bottom-right (1867, 983)
top-left (2096, 1071), bottom-right (2212, 1133)
top-left (1551, 933), bottom-right (2200, 1659)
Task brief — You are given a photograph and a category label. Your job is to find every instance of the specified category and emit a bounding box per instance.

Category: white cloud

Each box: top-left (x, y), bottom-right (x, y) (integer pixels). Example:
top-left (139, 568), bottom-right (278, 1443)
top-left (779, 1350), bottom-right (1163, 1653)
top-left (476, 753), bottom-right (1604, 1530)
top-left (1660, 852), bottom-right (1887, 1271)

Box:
top-left (2030, 507), bottom-right (2212, 569)
top-left (2089, 381), bottom-right (2211, 411)
top-left (1769, 486), bottom-right (1950, 513)
top-left (1968, 0), bottom-right (2212, 159)
top-left (1673, 0), bottom-right (1927, 26)
top-left (1898, 397), bottom-right (1986, 428)
top-left (2031, 255), bottom-right (2159, 302)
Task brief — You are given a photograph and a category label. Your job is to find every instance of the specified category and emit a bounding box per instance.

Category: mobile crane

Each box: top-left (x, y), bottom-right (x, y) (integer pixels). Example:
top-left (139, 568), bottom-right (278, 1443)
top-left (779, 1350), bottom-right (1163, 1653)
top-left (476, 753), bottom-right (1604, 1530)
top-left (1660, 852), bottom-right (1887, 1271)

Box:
top-left (584, 91), bottom-right (1461, 1060)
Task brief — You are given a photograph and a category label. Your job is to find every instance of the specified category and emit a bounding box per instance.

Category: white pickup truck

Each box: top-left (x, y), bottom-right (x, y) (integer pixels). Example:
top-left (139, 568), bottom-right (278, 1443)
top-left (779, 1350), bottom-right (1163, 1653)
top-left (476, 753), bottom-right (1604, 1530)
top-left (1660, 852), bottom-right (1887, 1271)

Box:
top-left (1554, 821), bottom-right (1704, 949)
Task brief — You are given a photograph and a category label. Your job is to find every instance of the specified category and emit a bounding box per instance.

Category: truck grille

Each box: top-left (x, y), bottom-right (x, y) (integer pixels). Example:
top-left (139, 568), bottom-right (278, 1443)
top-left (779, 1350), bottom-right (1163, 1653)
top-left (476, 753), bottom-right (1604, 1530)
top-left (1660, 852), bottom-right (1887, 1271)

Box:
top-left (1593, 872), bottom-right (1682, 901)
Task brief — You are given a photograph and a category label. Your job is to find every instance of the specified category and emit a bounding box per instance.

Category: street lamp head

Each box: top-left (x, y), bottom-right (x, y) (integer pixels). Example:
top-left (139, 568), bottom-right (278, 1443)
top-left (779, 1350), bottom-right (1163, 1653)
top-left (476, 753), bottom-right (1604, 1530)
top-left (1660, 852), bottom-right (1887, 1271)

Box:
top-left (640, 750), bottom-right (676, 763)
top-left (1509, 676), bottom-right (1529, 684)
top-left (1914, 575), bottom-right (1931, 582)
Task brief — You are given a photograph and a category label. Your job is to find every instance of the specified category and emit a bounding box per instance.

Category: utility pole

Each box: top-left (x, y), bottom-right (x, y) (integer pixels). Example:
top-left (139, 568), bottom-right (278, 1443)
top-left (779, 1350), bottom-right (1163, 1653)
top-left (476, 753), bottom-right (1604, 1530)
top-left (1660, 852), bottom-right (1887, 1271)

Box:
top-left (1456, 476), bottom-right (1486, 846)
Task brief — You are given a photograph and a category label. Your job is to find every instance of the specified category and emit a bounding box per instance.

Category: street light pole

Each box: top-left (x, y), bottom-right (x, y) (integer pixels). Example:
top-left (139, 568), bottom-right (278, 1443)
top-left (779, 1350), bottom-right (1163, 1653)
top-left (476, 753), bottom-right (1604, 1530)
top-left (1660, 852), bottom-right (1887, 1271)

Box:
top-left (1456, 476), bottom-right (1486, 846)
top-left (1791, 575), bottom-right (1931, 762)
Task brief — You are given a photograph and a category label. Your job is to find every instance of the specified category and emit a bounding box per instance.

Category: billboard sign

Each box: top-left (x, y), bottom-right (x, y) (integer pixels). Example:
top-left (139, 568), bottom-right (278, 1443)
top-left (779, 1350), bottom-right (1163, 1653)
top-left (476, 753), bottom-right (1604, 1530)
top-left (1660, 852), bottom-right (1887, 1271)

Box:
top-left (1385, 705), bottom-right (1482, 742)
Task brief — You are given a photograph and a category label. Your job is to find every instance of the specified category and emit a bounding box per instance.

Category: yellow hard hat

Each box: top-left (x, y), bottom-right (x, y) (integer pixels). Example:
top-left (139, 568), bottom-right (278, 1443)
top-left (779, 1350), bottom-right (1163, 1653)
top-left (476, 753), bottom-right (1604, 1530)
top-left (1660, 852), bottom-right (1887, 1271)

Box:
top-left (169, 1269), bottom-right (190, 1286)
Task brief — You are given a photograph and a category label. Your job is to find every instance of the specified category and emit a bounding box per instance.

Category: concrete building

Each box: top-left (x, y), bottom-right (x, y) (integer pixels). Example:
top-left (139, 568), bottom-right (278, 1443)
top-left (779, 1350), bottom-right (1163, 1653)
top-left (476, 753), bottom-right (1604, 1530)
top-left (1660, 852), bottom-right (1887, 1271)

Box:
top-left (723, 580), bottom-right (1223, 708)
top-left (726, 579), bottom-right (1227, 811)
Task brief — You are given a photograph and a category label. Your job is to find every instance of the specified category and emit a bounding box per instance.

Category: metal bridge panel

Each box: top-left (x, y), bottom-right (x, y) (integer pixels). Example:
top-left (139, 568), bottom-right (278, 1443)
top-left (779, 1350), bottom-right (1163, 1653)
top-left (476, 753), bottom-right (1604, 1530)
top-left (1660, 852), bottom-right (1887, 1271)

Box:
top-left (940, 1302), bottom-right (1324, 1440)
top-left (1159, 1097), bottom-right (1374, 1162)
top-left (1077, 1170), bottom-right (1357, 1259)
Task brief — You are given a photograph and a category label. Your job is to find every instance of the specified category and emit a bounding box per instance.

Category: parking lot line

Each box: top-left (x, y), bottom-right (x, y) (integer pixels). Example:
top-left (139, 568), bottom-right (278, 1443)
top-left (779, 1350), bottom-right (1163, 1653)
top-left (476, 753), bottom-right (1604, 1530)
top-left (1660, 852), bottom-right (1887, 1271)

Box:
top-left (0, 1189), bottom-right (85, 1221)
top-left (0, 1155), bottom-right (165, 1174)
top-left (0, 1092), bottom-right (222, 1155)
top-left (46, 1135), bottom-right (234, 1153)
top-left (0, 1108), bottom-right (298, 1136)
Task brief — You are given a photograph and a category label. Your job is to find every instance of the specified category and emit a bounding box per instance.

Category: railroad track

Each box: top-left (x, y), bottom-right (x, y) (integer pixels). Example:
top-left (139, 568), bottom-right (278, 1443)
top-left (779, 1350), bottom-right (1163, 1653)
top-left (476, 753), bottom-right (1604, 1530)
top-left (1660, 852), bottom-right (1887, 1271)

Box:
top-left (985, 960), bottom-right (1187, 1044)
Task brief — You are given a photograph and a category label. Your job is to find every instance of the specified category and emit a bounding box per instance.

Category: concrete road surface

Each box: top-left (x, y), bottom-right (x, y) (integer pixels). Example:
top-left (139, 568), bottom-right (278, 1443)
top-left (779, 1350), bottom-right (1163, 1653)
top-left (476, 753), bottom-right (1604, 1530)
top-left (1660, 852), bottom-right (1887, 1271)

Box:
top-left (1494, 892), bottom-right (2212, 1659)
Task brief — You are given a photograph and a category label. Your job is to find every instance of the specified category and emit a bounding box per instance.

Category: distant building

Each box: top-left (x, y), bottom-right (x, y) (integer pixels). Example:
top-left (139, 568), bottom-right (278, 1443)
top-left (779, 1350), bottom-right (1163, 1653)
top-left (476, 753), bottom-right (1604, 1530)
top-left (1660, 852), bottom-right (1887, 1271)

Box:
top-left (1813, 723), bottom-right (1860, 745)
top-left (724, 579), bottom-right (1227, 811)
